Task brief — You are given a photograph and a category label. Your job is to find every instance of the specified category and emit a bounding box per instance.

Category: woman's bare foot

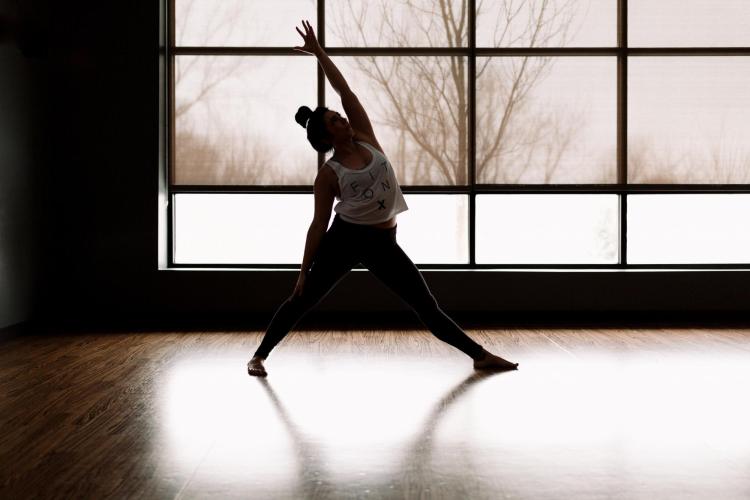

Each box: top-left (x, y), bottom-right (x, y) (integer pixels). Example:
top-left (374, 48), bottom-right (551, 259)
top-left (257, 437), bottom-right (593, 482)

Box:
top-left (247, 356), bottom-right (267, 377)
top-left (473, 350), bottom-right (519, 372)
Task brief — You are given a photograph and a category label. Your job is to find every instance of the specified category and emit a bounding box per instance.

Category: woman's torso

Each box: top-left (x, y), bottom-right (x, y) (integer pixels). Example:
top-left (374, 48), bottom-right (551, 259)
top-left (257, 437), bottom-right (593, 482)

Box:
top-left (325, 141), bottom-right (399, 228)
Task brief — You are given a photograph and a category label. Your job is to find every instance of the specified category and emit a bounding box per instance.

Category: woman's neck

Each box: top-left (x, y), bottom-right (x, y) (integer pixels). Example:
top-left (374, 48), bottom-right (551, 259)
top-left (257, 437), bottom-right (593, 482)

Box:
top-left (333, 138), bottom-right (357, 156)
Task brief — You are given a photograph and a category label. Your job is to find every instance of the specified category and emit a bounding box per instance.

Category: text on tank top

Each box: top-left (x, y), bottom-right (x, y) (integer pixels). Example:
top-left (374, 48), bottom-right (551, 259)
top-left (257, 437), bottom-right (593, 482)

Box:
top-left (325, 141), bottom-right (409, 225)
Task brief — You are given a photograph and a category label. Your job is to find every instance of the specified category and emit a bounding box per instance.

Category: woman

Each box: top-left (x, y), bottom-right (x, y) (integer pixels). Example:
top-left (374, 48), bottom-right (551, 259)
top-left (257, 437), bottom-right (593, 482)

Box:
top-left (247, 20), bottom-right (518, 377)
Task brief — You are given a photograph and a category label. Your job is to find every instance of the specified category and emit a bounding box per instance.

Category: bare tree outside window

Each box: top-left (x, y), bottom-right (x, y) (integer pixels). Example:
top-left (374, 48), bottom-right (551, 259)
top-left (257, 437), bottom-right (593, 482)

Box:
top-left (327, 0), bottom-right (615, 185)
top-left (175, 55), bottom-right (316, 185)
top-left (174, 0), bottom-right (317, 185)
top-left (175, 0), bottom-right (239, 184)
top-left (173, 0), bottom-right (748, 187)
top-left (174, 0), bottom-right (617, 186)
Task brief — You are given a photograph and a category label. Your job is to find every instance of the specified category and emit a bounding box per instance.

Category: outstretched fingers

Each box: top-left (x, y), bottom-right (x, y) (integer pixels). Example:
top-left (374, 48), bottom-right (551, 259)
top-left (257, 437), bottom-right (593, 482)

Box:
top-left (293, 20), bottom-right (319, 53)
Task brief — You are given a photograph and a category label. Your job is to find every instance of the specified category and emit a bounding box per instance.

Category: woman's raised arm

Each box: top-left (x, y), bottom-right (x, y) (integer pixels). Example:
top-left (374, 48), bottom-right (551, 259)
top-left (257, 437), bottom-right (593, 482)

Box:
top-left (293, 20), bottom-right (378, 143)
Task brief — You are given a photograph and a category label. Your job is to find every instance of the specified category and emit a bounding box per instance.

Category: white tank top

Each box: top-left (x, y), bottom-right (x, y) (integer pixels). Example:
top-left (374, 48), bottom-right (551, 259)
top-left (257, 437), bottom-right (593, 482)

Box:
top-left (325, 141), bottom-right (409, 225)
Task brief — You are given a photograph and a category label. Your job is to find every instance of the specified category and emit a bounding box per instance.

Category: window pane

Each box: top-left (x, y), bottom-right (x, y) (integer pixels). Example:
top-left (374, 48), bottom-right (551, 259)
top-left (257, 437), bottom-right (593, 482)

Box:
top-left (325, 56), bottom-right (468, 186)
top-left (175, 0), bottom-right (315, 47)
top-left (628, 195), bottom-right (750, 264)
top-left (476, 57), bottom-right (616, 184)
top-left (326, 0), bottom-right (466, 47)
top-left (628, 57), bottom-right (750, 184)
top-left (174, 194), bottom-right (315, 264)
top-left (476, 195), bottom-right (619, 264)
top-left (174, 56), bottom-right (317, 185)
top-left (396, 195), bottom-right (468, 264)
top-left (477, 0), bottom-right (616, 47)
top-left (174, 194), bottom-right (467, 264)
top-left (629, 0), bottom-right (750, 47)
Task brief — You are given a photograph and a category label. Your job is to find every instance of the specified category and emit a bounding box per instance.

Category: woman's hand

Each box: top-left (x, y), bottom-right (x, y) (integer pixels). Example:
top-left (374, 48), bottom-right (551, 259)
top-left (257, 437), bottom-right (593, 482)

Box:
top-left (293, 271), bottom-right (307, 297)
top-left (293, 19), bottom-right (322, 55)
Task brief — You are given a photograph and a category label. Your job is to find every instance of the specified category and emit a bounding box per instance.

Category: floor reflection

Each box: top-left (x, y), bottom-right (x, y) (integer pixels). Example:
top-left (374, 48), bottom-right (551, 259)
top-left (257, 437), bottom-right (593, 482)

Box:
top-left (160, 349), bottom-right (750, 499)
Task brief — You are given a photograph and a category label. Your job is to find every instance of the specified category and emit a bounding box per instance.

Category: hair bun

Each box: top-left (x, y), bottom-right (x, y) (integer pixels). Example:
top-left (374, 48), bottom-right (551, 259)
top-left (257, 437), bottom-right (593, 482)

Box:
top-left (295, 105), bottom-right (313, 128)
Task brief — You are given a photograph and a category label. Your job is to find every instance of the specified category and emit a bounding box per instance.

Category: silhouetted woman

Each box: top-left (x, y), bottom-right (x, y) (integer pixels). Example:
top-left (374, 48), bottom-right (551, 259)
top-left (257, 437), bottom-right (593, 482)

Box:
top-left (248, 20), bottom-right (518, 377)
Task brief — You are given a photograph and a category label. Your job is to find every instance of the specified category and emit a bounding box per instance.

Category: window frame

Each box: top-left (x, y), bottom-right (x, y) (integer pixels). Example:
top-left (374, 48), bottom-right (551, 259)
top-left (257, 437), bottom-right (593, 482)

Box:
top-left (165, 0), bottom-right (750, 269)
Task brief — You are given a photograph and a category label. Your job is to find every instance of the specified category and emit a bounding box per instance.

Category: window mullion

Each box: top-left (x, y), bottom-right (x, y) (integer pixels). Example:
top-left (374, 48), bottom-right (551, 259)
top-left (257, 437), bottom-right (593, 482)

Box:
top-left (618, 0), bottom-right (628, 266)
top-left (468, 0), bottom-right (476, 266)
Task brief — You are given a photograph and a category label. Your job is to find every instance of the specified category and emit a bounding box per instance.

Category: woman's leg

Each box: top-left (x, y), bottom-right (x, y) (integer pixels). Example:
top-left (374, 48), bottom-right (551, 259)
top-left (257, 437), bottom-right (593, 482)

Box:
top-left (360, 229), bottom-right (486, 360)
top-left (253, 227), bottom-right (360, 360)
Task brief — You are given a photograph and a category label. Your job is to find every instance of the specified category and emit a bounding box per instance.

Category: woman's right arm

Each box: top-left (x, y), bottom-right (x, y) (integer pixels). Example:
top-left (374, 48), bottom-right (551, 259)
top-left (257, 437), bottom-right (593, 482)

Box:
top-left (294, 20), bottom-right (379, 144)
top-left (295, 168), bottom-right (336, 296)
top-left (295, 20), bottom-right (350, 95)
top-left (318, 50), bottom-right (379, 143)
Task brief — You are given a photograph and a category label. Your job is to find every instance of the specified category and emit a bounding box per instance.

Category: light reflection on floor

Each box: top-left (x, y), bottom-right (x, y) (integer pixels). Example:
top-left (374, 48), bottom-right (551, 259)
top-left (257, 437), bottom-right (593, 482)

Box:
top-left (159, 349), bottom-right (750, 499)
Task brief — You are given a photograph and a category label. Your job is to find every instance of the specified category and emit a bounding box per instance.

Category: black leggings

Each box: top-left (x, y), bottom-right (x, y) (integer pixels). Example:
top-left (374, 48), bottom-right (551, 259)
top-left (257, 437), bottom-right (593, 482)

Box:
top-left (253, 214), bottom-right (486, 360)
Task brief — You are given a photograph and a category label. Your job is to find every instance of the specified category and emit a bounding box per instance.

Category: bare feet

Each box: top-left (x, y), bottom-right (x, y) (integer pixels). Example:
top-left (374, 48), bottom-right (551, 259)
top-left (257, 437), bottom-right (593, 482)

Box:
top-left (473, 350), bottom-right (519, 372)
top-left (247, 356), bottom-right (267, 377)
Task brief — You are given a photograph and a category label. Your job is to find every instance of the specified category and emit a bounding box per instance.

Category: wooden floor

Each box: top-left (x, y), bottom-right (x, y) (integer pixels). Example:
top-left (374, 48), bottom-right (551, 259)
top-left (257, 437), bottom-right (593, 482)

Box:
top-left (1, 327), bottom-right (749, 499)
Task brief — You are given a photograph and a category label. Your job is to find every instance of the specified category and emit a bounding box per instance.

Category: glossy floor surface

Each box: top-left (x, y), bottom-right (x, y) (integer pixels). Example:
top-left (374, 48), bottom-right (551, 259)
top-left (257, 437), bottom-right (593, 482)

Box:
top-left (1, 328), bottom-right (749, 499)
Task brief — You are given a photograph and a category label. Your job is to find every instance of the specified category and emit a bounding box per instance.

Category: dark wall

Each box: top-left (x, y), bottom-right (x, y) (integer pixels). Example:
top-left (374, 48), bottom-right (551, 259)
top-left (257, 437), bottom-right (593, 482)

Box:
top-left (5, 0), bottom-right (748, 331)
top-left (0, 2), bottom-right (45, 329)
top-left (38, 0), bottom-right (159, 326)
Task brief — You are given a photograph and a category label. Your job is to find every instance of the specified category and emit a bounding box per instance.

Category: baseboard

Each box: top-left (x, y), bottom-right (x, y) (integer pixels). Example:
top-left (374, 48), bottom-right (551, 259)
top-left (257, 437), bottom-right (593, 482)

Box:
top-left (0, 321), bottom-right (30, 342)
top-left (26, 310), bottom-right (750, 333)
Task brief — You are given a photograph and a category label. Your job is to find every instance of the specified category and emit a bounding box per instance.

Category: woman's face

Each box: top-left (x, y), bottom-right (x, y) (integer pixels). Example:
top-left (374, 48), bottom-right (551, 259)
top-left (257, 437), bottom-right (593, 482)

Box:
top-left (324, 110), bottom-right (353, 142)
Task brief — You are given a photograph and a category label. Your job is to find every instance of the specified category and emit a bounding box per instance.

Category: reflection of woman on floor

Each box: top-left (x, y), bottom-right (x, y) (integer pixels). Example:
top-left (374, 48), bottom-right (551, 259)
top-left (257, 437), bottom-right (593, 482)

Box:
top-left (248, 20), bottom-right (518, 377)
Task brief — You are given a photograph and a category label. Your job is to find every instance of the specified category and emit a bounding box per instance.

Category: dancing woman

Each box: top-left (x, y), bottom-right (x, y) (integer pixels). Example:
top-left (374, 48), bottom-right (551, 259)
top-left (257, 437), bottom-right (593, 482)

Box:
top-left (248, 20), bottom-right (518, 377)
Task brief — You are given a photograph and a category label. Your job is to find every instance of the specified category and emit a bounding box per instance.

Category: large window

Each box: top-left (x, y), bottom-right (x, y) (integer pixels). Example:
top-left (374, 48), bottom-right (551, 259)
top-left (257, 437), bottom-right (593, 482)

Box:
top-left (167, 0), bottom-right (750, 268)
